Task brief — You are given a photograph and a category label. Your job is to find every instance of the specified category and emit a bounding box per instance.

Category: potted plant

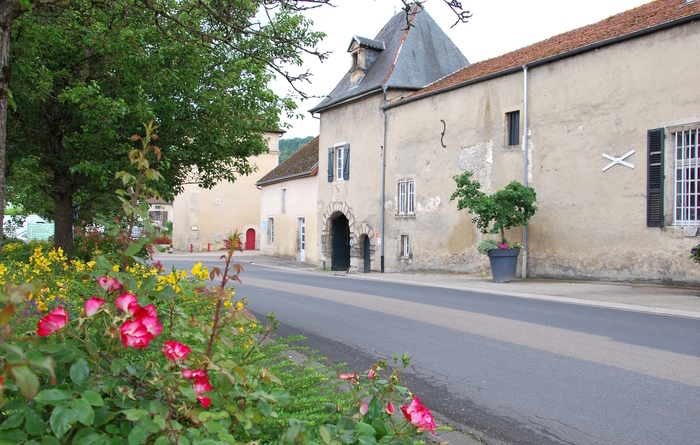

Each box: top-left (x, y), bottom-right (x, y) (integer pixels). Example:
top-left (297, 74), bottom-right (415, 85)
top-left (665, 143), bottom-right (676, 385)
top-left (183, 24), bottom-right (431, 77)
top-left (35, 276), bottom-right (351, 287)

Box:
top-left (450, 171), bottom-right (537, 283)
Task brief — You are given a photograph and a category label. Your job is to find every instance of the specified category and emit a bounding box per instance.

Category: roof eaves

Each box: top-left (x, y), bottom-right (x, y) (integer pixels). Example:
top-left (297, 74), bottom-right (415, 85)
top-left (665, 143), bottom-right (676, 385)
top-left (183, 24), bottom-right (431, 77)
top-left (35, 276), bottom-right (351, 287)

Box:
top-left (309, 85), bottom-right (384, 114)
top-left (385, 9), bottom-right (700, 111)
top-left (256, 163), bottom-right (320, 187)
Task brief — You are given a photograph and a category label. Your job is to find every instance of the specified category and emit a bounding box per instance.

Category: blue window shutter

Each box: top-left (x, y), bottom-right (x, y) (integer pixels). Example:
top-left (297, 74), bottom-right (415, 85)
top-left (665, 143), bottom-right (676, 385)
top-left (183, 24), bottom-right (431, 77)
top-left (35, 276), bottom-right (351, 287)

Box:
top-left (647, 128), bottom-right (664, 227)
top-left (328, 147), bottom-right (334, 182)
top-left (343, 144), bottom-right (350, 180)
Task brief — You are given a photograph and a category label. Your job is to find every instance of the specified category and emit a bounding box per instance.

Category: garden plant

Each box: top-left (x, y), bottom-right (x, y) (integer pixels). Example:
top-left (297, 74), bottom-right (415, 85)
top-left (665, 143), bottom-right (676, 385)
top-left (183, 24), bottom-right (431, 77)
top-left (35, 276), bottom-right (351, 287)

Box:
top-left (0, 124), bottom-right (439, 444)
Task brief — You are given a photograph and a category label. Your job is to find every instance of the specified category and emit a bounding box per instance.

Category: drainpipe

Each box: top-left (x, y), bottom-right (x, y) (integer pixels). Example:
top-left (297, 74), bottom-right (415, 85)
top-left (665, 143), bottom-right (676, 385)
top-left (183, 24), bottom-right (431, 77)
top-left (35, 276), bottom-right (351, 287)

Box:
top-left (522, 65), bottom-right (529, 279)
top-left (380, 86), bottom-right (388, 273)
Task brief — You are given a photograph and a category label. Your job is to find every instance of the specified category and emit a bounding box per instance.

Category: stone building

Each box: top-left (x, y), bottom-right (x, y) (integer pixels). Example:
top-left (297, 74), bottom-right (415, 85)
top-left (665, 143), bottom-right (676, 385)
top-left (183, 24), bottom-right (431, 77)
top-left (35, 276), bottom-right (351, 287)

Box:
top-left (310, 5), bottom-right (469, 272)
top-left (312, 0), bottom-right (700, 284)
top-left (171, 132), bottom-right (282, 251)
top-left (257, 136), bottom-right (319, 265)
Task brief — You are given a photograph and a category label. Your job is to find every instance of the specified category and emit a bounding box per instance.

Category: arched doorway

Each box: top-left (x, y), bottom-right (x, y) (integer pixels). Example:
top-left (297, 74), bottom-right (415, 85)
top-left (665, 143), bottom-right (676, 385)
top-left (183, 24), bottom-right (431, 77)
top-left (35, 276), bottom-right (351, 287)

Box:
top-left (331, 214), bottom-right (350, 271)
top-left (361, 235), bottom-right (371, 273)
top-left (245, 228), bottom-right (256, 250)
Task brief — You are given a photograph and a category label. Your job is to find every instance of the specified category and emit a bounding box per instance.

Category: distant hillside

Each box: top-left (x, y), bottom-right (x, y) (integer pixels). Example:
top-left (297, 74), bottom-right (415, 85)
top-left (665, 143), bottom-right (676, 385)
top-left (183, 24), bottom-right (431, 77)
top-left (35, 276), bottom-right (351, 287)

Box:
top-left (279, 136), bottom-right (314, 163)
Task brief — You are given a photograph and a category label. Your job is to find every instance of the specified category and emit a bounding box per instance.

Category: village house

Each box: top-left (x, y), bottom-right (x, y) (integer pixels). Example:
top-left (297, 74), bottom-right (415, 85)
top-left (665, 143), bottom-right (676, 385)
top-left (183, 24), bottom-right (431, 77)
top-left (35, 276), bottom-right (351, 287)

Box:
top-left (171, 131), bottom-right (282, 252)
top-left (257, 137), bottom-right (319, 264)
top-left (310, 6), bottom-right (469, 272)
top-left (312, 0), bottom-right (700, 284)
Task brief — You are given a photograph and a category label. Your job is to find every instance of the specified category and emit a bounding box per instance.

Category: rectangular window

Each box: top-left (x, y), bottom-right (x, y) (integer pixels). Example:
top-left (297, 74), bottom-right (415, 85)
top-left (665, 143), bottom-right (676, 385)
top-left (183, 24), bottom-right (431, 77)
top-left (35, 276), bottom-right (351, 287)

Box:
top-left (336, 146), bottom-right (345, 180)
top-left (282, 188), bottom-right (287, 213)
top-left (674, 128), bottom-right (700, 225)
top-left (401, 235), bottom-right (410, 258)
top-left (507, 111), bottom-right (520, 146)
top-left (268, 218), bottom-right (274, 245)
top-left (397, 180), bottom-right (415, 215)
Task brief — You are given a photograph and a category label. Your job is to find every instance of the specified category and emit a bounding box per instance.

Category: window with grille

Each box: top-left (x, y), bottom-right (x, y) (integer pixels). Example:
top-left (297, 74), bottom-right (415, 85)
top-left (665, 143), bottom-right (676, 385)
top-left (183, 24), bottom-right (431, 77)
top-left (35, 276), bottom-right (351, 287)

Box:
top-left (268, 218), bottom-right (274, 244)
top-left (506, 111), bottom-right (520, 146)
top-left (397, 180), bottom-right (414, 215)
top-left (401, 235), bottom-right (410, 258)
top-left (674, 129), bottom-right (700, 225)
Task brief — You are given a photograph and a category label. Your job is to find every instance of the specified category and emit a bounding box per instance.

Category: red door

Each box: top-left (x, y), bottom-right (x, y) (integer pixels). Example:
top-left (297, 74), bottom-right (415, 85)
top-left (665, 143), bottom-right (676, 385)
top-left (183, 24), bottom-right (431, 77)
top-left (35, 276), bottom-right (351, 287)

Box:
top-left (245, 229), bottom-right (256, 250)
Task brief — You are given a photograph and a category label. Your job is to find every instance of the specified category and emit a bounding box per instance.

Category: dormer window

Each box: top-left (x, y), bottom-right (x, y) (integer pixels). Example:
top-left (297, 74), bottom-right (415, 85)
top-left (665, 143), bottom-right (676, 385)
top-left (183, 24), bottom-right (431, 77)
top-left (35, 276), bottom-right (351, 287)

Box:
top-left (347, 36), bottom-right (384, 87)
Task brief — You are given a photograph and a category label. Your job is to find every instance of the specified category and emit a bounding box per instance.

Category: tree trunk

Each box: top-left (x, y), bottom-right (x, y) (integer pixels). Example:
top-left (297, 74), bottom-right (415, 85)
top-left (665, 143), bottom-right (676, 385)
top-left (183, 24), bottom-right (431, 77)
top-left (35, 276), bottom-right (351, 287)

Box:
top-left (54, 193), bottom-right (74, 259)
top-left (0, 3), bottom-right (26, 261)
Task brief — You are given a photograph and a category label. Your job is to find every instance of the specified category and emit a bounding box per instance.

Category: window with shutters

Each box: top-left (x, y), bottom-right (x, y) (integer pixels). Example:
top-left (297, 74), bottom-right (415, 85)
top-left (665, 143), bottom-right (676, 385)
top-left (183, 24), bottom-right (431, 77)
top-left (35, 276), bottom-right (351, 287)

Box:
top-left (330, 144), bottom-right (350, 181)
top-left (397, 179), bottom-right (415, 216)
top-left (647, 128), bottom-right (664, 227)
top-left (674, 128), bottom-right (700, 225)
top-left (506, 111), bottom-right (520, 146)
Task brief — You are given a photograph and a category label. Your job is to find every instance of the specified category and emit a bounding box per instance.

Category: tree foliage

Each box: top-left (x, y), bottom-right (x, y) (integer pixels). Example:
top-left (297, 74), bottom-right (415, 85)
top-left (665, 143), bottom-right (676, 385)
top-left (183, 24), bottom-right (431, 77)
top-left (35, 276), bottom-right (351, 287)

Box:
top-left (279, 136), bottom-right (314, 163)
top-left (450, 171), bottom-right (537, 240)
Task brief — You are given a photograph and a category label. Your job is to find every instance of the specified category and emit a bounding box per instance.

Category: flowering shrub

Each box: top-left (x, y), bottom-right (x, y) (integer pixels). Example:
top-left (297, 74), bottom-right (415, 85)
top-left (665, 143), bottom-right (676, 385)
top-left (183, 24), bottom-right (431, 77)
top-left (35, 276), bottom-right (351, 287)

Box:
top-left (690, 245), bottom-right (700, 263)
top-left (0, 122), bottom-right (437, 444)
top-left (477, 238), bottom-right (523, 255)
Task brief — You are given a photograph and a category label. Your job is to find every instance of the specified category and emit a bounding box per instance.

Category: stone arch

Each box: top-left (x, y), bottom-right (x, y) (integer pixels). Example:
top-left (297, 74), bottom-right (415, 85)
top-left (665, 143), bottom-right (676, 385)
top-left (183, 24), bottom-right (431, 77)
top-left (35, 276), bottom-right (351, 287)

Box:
top-left (320, 202), bottom-right (355, 270)
top-left (241, 224), bottom-right (258, 250)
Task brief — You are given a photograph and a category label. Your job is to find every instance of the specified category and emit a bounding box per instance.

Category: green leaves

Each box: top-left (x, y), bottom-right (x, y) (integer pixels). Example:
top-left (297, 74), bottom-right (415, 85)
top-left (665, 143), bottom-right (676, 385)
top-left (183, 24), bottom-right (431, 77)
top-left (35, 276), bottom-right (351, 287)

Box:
top-left (35, 389), bottom-right (72, 405)
top-left (49, 404), bottom-right (77, 438)
top-left (70, 359), bottom-right (90, 385)
top-left (10, 365), bottom-right (40, 399)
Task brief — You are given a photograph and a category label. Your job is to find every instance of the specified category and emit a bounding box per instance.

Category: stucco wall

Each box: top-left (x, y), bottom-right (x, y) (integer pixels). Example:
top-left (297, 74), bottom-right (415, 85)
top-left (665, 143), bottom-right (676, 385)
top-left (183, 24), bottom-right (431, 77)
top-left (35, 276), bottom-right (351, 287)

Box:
top-left (383, 20), bottom-right (700, 284)
top-left (259, 176), bottom-right (318, 265)
top-left (172, 133), bottom-right (280, 251)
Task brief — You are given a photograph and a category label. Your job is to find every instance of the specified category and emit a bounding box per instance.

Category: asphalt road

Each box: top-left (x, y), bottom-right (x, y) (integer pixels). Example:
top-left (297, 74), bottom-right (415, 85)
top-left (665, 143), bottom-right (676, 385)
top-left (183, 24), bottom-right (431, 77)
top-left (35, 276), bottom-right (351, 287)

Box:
top-left (161, 258), bottom-right (700, 445)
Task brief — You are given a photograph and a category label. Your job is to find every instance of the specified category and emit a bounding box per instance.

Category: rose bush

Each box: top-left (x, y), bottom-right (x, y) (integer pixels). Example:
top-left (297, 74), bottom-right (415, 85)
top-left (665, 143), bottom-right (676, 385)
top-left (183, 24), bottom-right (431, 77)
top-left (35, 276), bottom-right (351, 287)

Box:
top-left (0, 123), bottom-right (439, 444)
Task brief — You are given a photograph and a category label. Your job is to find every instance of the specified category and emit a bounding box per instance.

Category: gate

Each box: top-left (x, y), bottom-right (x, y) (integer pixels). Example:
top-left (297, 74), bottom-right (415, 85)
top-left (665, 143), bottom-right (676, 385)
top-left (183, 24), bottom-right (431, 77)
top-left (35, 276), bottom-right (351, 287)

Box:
top-left (363, 235), bottom-right (370, 273)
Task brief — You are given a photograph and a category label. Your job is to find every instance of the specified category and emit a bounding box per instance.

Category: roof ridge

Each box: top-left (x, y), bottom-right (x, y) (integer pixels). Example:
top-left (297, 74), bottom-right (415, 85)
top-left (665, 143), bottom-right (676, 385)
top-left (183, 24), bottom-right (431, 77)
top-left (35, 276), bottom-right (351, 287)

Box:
top-left (382, 3), bottom-right (419, 85)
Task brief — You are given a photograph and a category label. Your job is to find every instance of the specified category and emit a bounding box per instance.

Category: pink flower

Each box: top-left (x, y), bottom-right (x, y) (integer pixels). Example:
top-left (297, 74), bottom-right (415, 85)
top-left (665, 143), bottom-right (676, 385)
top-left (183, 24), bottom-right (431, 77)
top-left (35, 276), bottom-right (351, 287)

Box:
top-left (138, 315), bottom-right (163, 337)
top-left (339, 373), bottom-right (358, 385)
top-left (162, 341), bottom-right (191, 361)
top-left (119, 319), bottom-right (153, 349)
top-left (194, 376), bottom-right (213, 407)
top-left (115, 293), bottom-right (140, 315)
top-left (368, 369), bottom-right (375, 379)
top-left (360, 403), bottom-right (368, 416)
top-left (385, 402), bottom-right (394, 415)
top-left (37, 307), bottom-right (68, 337)
top-left (401, 397), bottom-right (435, 434)
top-left (133, 304), bottom-right (157, 319)
top-left (98, 276), bottom-right (121, 292)
top-left (84, 296), bottom-right (105, 317)
top-left (182, 368), bottom-right (208, 380)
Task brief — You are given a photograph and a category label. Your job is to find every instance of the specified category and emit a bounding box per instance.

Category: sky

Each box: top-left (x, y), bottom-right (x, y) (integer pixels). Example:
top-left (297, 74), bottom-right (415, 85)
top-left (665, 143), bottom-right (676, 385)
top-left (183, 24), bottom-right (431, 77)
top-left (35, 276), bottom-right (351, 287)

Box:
top-left (273, 0), bottom-right (650, 139)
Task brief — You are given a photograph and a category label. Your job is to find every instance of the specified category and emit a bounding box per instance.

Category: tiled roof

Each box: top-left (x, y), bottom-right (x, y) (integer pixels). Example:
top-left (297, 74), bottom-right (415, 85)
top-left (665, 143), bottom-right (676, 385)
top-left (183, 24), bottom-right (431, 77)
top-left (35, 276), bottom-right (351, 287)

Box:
top-left (405, 0), bottom-right (700, 101)
top-left (256, 136), bottom-right (319, 187)
top-left (309, 7), bottom-right (469, 113)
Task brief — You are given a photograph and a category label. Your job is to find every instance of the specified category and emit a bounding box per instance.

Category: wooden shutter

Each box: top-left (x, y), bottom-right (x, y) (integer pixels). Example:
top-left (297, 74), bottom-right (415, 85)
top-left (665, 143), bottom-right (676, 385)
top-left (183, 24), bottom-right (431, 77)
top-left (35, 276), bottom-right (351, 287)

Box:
top-left (647, 128), bottom-right (664, 227)
top-left (327, 147), bottom-right (334, 182)
top-left (342, 144), bottom-right (350, 180)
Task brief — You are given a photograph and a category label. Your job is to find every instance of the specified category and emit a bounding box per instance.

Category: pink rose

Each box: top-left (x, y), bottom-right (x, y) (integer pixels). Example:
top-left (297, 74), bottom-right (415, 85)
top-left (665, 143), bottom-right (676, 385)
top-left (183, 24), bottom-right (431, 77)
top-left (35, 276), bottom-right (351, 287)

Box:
top-left (339, 372), bottom-right (358, 385)
top-left (194, 376), bottom-right (213, 407)
top-left (119, 319), bottom-right (153, 349)
top-left (138, 315), bottom-right (163, 337)
top-left (385, 401), bottom-right (394, 415)
top-left (84, 296), bottom-right (106, 317)
top-left (360, 403), bottom-right (368, 416)
top-left (37, 307), bottom-right (68, 337)
top-left (401, 397), bottom-right (435, 434)
top-left (133, 304), bottom-right (157, 319)
top-left (162, 341), bottom-right (191, 361)
top-left (368, 369), bottom-right (375, 379)
top-left (98, 276), bottom-right (121, 292)
top-left (115, 292), bottom-right (140, 315)
top-left (182, 368), bottom-right (208, 380)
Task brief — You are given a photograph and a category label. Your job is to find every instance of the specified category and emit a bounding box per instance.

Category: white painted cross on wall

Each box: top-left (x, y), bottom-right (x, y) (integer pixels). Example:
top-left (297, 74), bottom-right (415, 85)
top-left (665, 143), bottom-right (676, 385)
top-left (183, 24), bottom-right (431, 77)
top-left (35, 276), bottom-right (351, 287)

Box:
top-left (602, 149), bottom-right (635, 172)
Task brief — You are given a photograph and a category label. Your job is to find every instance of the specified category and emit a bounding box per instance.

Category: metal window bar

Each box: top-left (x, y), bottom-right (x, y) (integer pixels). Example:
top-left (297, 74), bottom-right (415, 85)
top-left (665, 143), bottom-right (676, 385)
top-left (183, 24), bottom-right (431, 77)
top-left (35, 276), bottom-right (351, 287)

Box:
top-left (398, 181), bottom-right (406, 214)
top-left (674, 129), bottom-right (700, 225)
top-left (407, 181), bottom-right (414, 214)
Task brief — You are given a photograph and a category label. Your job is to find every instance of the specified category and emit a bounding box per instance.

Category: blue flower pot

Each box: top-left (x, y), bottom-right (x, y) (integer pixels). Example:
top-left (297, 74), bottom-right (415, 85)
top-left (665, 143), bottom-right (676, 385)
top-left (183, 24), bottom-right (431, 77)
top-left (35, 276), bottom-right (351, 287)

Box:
top-left (487, 248), bottom-right (521, 283)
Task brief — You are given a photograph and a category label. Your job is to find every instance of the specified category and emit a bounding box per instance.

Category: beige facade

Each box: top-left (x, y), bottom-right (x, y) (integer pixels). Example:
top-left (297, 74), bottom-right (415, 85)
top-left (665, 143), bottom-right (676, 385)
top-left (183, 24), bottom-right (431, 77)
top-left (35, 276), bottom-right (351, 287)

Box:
top-left (171, 132), bottom-right (281, 251)
top-left (259, 177), bottom-right (318, 264)
top-left (382, 16), bottom-right (700, 283)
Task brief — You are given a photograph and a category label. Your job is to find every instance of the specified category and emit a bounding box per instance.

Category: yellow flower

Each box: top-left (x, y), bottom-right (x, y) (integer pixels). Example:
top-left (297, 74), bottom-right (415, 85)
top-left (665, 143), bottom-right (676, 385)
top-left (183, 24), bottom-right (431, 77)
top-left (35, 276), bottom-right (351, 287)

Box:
top-left (235, 301), bottom-right (244, 310)
top-left (87, 261), bottom-right (96, 270)
top-left (112, 265), bottom-right (120, 272)
top-left (181, 270), bottom-right (187, 279)
top-left (238, 325), bottom-right (244, 332)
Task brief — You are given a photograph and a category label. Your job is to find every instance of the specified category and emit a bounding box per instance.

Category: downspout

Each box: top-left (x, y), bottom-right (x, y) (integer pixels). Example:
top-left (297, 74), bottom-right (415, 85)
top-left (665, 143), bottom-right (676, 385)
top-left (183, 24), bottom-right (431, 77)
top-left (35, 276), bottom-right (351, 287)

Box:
top-left (380, 86), bottom-right (388, 272)
top-left (522, 65), bottom-right (529, 279)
